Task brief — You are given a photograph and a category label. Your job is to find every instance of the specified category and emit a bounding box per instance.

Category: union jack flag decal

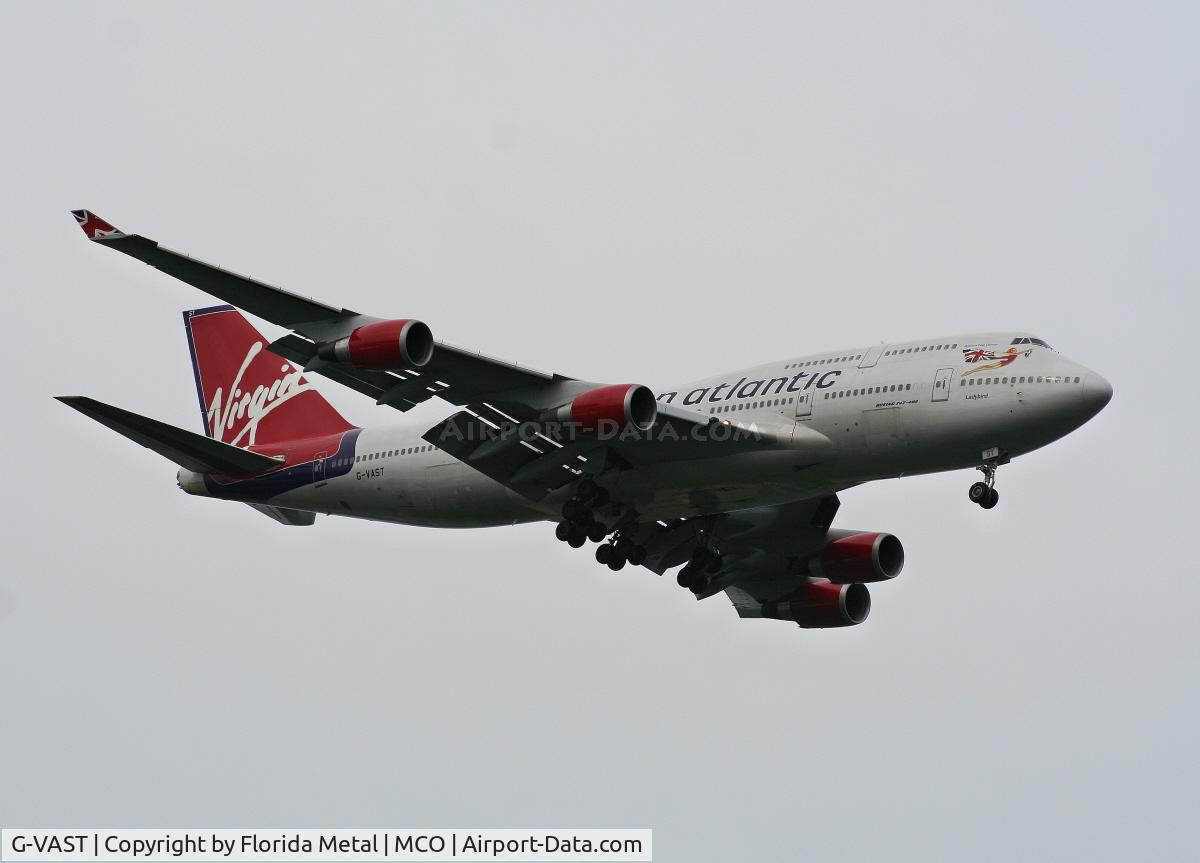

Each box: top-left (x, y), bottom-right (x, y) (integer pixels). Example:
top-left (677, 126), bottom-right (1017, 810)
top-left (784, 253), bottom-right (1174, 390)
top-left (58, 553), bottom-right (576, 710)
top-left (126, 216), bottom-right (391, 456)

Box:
top-left (962, 346), bottom-right (1032, 375)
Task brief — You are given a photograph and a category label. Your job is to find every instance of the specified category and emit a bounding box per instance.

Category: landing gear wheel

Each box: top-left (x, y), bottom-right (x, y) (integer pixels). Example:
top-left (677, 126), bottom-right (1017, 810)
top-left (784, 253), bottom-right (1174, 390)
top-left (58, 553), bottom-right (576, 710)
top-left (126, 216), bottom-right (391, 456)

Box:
top-left (677, 566), bottom-right (705, 590)
top-left (970, 451), bottom-right (1008, 510)
top-left (567, 529), bottom-right (587, 548)
top-left (554, 522), bottom-right (571, 542)
top-left (615, 537), bottom-right (634, 558)
top-left (607, 556), bottom-right (626, 572)
top-left (626, 545), bottom-right (647, 566)
top-left (577, 478), bottom-right (598, 500)
top-left (586, 521), bottom-right (608, 543)
top-left (595, 544), bottom-right (613, 565)
top-left (562, 499), bottom-right (586, 521)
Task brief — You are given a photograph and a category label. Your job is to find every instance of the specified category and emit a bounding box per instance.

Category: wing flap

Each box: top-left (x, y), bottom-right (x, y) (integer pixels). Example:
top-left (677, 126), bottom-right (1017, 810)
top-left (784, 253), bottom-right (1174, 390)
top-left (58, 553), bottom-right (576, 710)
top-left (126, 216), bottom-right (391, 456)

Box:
top-left (422, 409), bottom-right (595, 499)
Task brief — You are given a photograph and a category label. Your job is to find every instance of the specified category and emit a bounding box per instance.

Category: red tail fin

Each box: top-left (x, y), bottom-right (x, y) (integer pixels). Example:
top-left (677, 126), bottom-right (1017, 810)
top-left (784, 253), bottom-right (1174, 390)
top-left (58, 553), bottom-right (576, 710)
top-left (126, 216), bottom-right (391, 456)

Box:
top-left (184, 306), bottom-right (355, 446)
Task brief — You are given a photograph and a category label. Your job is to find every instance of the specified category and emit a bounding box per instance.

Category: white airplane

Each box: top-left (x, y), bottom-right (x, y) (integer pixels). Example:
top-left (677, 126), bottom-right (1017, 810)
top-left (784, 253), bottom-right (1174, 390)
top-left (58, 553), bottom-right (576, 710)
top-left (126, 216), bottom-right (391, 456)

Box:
top-left (60, 210), bottom-right (1112, 629)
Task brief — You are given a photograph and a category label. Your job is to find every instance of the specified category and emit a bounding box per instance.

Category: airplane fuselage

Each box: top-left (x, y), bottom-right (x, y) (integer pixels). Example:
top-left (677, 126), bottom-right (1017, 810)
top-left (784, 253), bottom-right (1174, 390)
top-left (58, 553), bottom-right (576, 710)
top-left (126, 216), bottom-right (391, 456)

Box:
top-left (179, 331), bottom-right (1112, 526)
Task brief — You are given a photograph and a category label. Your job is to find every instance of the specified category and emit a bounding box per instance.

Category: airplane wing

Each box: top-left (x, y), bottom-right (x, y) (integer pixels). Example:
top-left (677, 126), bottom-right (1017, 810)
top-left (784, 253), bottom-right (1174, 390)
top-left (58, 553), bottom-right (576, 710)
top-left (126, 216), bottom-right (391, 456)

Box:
top-left (599, 493), bottom-right (852, 617)
top-left (70, 210), bottom-right (563, 412)
top-left (72, 210), bottom-right (821, 502)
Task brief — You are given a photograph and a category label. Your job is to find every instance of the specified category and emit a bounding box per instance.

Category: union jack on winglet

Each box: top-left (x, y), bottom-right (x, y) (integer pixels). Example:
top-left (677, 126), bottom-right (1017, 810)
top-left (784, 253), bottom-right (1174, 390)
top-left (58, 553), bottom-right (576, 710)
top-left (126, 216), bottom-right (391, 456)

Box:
top-left (71, 209), bottom-right (125, 240)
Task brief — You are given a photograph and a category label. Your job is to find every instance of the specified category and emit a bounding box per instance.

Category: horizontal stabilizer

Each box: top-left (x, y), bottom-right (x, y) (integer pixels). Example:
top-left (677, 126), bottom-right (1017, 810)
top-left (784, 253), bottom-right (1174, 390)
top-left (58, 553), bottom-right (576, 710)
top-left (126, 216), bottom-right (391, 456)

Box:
top-left (246, 503), bottom-right (317, 526)
top-left (55, 396), bottom-right (283, 475)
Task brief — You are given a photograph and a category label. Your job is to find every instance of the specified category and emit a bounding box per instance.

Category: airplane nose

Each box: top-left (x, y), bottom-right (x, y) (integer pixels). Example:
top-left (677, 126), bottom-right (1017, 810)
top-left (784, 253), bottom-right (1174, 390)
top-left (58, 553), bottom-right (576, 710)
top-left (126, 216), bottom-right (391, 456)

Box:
top-left (1082, 372), bottom-right (1114, 414)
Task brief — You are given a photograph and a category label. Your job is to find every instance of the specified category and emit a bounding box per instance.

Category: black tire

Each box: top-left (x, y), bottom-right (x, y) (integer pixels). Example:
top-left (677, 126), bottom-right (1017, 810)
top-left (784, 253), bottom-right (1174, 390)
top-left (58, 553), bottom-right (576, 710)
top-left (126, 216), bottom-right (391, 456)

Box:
top-left (968, 481), bottom-right (990, 504)
top-left (562, 499), bottom-right (585, 521)
top-left (676, 566), bottom-right (695, 588)
top-left (626, 545), bottom-right (647, 566)
top-left (607, 556), bottom-right (626, 571)
top-left (981, 488), bottom-right (999, 509)
top-left (595, 544), bottom-right (612, 564)
top-left (591, 488), bottom-right (610, 507)
top-left (615, 537), bottom-right (634, 557)
top-left (554, 522), bottom-right (571, 542)
top-left (587, 521), bottom-right (608, 543)
top-left (577, 478), bottom-right (598, 500)
top-left (567, 529), bottom-right (587, 548)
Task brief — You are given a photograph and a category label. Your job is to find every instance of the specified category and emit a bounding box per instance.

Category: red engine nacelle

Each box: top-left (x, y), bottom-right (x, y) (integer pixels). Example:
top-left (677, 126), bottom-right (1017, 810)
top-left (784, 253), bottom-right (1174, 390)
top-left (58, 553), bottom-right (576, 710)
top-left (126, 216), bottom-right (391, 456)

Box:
top-left (317, 319), bottom-right (434, 370)
top-left (762, 581), bottom-right (871, 628)
top-left (809, 530), bottom-right (905, 584)
top-left (555, 384), bottom-right (658, 432)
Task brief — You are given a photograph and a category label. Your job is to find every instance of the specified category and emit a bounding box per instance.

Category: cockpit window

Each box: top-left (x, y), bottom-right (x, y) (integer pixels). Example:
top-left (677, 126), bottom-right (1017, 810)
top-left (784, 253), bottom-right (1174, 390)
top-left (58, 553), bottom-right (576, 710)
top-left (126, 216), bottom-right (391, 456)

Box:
top-left (1011, 336), bottom-right (1053, 349)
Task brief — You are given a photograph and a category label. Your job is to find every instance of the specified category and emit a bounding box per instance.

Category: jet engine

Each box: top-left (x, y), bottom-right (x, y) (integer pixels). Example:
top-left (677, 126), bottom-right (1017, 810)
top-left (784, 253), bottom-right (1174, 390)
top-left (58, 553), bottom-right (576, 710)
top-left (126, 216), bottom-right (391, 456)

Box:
top-left (553, 383), bottom-right (657, 433)
top-left (761, 581), bottom-right (871, 628)
top-left (809, 530), bottom-right (905, 584)
top-left (316, 319), bottom-right (434, 370)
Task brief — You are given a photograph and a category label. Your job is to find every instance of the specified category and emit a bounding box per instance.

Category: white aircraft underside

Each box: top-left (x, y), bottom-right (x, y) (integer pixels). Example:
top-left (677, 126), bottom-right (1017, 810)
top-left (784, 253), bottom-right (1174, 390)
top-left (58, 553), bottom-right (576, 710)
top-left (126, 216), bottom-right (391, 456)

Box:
top-left (60, 210), bottom-right (1112, 629)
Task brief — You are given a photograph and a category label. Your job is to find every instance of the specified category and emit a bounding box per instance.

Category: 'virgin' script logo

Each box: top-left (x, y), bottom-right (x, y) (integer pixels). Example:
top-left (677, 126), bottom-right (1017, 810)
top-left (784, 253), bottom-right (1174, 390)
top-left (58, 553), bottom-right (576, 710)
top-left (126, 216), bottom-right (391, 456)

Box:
top-left (207, 341), bottom-right (312, 446)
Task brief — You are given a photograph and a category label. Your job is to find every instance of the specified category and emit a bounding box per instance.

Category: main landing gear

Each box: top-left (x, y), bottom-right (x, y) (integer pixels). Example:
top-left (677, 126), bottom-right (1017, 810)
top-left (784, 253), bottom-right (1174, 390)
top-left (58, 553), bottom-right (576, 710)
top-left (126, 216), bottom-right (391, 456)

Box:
top-left (676, 547), bottom-right (722, 594)
top-left (595, 534), bottom-right (647, 571)
top-left (553, 479), bottom-right (647, 571)
top-left (968, 449), bottom-right (1008, 509)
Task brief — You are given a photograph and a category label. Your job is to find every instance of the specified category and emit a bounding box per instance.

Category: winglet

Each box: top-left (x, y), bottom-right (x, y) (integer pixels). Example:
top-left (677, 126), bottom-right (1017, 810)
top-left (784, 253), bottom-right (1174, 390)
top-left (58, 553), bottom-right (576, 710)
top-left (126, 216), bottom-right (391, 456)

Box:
top-left (70, 209), bottom-right (126, 240)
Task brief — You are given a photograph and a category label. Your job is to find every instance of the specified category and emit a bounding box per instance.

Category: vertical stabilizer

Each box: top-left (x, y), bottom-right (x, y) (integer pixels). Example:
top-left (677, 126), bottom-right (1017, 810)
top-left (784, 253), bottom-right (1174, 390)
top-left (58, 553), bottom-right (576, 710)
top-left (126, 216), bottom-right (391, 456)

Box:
top-left (183, 306), bottom-right (355, 446)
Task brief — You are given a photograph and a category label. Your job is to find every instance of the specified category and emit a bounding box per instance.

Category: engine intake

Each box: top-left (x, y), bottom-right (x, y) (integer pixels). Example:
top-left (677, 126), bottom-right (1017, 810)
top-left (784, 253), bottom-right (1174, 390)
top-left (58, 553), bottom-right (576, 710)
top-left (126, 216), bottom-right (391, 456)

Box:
top-left (317, 319), bottom-right (434, 370)
top-left (555, 384), bottom-right (657, 433)
top-left (810, 530), bottom-right (905, 584)
top-left (762, 581), bottom-right (871, 628)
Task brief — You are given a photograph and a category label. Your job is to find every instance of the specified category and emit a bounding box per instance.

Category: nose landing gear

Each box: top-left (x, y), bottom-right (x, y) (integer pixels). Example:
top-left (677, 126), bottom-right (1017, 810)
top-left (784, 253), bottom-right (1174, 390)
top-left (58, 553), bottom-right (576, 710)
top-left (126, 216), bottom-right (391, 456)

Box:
top-left (968, 479), bottom-right (998, 509)
top-left (969, 448), bottom-right (1008, 509)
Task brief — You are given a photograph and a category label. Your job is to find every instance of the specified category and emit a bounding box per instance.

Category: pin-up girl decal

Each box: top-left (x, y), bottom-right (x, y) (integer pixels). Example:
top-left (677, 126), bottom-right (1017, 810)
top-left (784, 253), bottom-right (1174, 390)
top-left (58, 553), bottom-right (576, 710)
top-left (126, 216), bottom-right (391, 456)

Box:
top-left (962, 347), bottom-right (1033, 375)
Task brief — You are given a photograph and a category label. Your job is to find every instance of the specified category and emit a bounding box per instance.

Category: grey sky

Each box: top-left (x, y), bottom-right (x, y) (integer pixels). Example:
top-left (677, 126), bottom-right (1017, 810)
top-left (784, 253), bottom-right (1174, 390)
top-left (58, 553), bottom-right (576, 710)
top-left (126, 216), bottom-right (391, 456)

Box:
top-left (2, 3), bottom-right (1196, 861)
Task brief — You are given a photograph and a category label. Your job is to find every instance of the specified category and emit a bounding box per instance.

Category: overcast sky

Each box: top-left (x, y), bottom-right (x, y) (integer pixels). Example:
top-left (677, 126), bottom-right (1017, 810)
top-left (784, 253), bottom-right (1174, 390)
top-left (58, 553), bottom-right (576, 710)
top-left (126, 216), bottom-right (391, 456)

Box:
top-left (2, 3), bottom-right (1196, 861)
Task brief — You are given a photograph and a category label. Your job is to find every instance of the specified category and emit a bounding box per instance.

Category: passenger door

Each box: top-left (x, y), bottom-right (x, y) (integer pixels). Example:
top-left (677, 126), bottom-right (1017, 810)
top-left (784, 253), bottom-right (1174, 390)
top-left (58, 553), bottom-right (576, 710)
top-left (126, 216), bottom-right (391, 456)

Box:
top-left (859, 345), bottom-right (884, 368)
top-left (313, 451), bottom-right (328, 487)
top-left (794, 389), bottom-right (814, 418)
top-left (931, 367), bottom-right (954, 402)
